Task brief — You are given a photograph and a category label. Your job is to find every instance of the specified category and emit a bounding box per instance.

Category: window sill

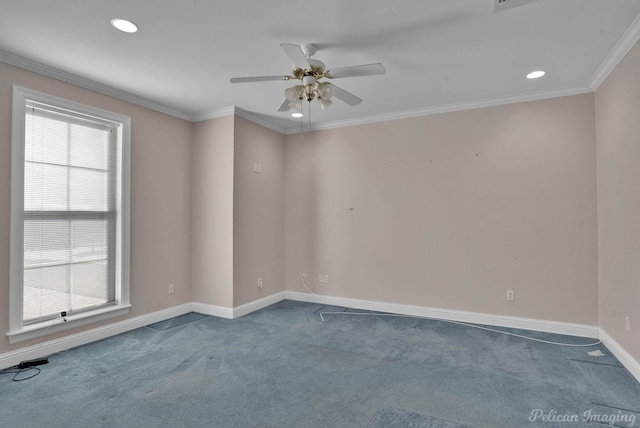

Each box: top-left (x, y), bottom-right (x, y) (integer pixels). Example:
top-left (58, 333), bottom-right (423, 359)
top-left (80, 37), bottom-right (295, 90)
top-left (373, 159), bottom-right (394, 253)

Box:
top-left (7, 304), bottom-right (131, 344)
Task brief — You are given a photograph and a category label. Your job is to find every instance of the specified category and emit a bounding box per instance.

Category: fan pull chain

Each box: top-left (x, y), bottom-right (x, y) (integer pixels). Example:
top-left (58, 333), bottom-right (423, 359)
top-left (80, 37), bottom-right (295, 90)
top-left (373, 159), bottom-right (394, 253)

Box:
top-left (299, 108), bottom-right (303, 140)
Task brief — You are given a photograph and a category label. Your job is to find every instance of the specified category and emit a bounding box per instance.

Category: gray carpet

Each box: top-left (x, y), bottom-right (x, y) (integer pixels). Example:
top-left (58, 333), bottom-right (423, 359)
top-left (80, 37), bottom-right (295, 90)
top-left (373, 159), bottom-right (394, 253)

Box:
top-left (368, 407), bottom-right (468, 427)
top-left (1, 300), bottom-right (639, 428)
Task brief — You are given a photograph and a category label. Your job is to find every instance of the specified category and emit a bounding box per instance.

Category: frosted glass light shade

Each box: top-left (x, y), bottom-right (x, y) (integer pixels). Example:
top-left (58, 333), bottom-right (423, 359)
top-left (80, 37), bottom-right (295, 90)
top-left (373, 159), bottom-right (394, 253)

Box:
top-left (285, 87), bottom-right (299, 102)
top-left (318, 98), bottom-right (333, 110)
top-left (288, 99), bottom-right (302, 110)
top-left (318, 83), bottom-right (333, 100)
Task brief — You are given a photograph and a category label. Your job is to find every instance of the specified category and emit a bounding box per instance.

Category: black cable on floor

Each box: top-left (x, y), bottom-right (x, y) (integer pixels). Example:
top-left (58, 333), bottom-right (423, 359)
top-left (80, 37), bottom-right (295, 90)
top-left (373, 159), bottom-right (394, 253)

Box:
top-left (0, 366), bottom-right (41, 381)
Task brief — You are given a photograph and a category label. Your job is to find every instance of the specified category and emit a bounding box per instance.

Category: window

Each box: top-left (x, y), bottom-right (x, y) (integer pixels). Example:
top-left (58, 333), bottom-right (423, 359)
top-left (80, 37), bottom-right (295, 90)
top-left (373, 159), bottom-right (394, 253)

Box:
top-left (9, 87), bottom-right (131, 343)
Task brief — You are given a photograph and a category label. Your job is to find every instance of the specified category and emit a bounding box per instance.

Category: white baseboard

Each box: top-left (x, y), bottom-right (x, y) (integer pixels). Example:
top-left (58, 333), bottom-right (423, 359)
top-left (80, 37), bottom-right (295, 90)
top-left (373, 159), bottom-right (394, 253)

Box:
top-left (190, 302), bottom-right (234, 319)
top-left (191, 291), bottom-right (286, 319)
top-left (6, 292), bottom-right (637, 385)
top-left (0, 303), bottom-right (192, 370)
top-left (232, 291), bottom-right (286, 318)
top-left (282, 294), bottom-right (640, 382)
top-left (284, 291), bottom-right (600, 339)
top-left (599, 328), bottom-right (640, 384)
top-left (0, 293), bottom-right (283, 369)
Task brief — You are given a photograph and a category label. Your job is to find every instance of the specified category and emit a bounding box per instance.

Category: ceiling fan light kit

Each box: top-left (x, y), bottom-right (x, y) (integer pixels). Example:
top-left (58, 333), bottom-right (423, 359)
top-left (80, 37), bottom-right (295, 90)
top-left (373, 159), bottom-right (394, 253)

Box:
top-left (230, 43), bottom-right (385, 120)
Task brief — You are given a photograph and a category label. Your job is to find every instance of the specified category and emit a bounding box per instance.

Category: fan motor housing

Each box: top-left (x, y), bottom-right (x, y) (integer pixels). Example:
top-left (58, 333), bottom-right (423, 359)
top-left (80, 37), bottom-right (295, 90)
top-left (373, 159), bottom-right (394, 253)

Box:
top-left (292, 63), bottom-right (326, 81)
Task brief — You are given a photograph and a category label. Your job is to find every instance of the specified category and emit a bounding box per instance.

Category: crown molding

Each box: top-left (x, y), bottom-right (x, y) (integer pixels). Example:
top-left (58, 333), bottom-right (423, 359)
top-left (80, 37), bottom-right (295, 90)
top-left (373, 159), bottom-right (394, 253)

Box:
top-left (193, 106), bottom-right (288, 133)
top-left (233, 107), bottom-right (289, 134)
top-left (590, 14), bottom-right (640, 91)
top-left (0, 46), bottom-right (613, 135)
top-left (0, 50), bottom-right (192, 121)
top-left (281, 84), bottom-right (593, 135)
top-left (191, 106), bottom-right (236, 122)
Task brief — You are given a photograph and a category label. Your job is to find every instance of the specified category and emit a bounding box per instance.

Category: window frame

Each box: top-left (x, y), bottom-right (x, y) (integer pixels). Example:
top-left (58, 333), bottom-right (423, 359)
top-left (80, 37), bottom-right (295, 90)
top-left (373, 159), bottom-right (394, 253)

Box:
top-left (8, 86), bottom-right (131, 344)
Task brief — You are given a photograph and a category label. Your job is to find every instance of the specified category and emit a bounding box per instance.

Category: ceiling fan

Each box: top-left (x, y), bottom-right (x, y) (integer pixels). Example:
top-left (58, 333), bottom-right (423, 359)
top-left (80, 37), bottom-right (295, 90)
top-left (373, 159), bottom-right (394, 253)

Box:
top-left (230, 43), bottom-right (385, 115)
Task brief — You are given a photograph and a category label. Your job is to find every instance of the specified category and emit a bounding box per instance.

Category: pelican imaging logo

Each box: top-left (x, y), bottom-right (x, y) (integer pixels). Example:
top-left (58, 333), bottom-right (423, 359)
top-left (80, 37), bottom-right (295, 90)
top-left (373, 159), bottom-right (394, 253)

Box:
top-left (529, 409), bottom-right (636, 426)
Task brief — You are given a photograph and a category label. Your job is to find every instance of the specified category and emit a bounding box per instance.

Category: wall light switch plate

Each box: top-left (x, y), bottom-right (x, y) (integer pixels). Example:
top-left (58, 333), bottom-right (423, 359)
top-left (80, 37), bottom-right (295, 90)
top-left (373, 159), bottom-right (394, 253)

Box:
top-left (506, 290), bottom-right (515, 301)
top-left (324, 275), bottom-right (329, 284)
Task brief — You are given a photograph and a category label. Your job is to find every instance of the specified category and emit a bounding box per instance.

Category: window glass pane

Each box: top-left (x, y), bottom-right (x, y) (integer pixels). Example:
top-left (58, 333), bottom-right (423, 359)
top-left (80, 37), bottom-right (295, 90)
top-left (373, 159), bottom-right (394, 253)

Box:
top-left (23, 216), bottom-right (113, 323)
top-left (69, 124), bottom-right (112, 170)
top-left (69, 168), bottom-right (110, 211)
top-left (71, 217), bottom-right (111, 262)
top-left (23, 262), bottom-right (109, 323)
top-left (24, 217), bottom-right (71, 267)
top-left (25, 113), bottom-right (69, 166)
top-left (24, 264), bottom-right (71, 321)
top-left (72, 261), bottom-right (110, 302)
top-left (24, 162), bottom-right (69, 211)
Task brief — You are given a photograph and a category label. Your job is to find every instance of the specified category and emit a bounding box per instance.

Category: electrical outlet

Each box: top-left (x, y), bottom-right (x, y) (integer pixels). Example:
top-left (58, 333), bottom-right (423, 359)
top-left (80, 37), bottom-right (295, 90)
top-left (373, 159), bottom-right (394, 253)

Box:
top-left (324, 275), bottom-right (329, 284)
top-left (506, 290), bottom-right (515, 301)
top-left (258, 277), bottom-right (263, 290)
top-left (301, 273), bottom-right (307, 282)
top-left (625, 316), bottom-right (631, 332)
top-left (319, 274), bottom-right (324, 283)
top-left (168, 284), bottom-right (175, 294)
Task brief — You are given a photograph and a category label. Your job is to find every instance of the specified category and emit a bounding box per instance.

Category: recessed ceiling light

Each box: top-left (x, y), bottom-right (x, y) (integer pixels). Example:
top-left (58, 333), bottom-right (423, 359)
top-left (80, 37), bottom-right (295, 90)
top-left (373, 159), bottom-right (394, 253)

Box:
top-left (111, 18), bottom-right (138, 33)
top-left (526, 70), bottom-right (546, 79)
top-left (291, 112), bottom-right (303, 118)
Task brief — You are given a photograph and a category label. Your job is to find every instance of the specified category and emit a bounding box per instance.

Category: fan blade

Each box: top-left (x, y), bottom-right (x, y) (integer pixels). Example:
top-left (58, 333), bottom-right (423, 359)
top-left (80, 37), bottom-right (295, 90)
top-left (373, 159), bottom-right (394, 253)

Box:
top-left (329, 84), bottom-right (363, 106)
top-left (280, 43), bottom-right (310, 69)
top-left (278, 100), bottom-right (290, 112)
top-left (230, 75), bottom-right (289, 83)
top-left (326, 63), bottom-right (386, 79)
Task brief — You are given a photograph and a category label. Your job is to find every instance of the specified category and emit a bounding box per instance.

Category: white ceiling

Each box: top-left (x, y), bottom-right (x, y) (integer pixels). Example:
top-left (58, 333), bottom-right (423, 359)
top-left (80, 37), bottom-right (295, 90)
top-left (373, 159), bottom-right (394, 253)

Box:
top-left (1, 1), bottom-right (640, 133)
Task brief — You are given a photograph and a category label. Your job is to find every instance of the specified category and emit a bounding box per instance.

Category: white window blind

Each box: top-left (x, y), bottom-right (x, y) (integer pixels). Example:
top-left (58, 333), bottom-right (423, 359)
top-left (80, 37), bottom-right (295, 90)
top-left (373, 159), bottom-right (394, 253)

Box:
top-left (23, 104), bottom-right (118, 324)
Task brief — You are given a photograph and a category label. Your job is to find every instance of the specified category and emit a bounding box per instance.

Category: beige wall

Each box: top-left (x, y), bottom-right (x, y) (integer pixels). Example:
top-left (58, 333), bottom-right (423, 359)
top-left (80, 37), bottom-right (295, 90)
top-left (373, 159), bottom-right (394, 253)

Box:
top-left (0, 62), bottom-right (193, 354)
top-left (3, 40), bottom-right (639, 366)
top-left (191, 116), bottom-right (235, 308)
top-left (285, 94), bottom-right (598, 325)
top-left (233, 116), bottom-right (285, 306)
top-left (191, 115), bottom-right (285, 308)
top-left (596, 41), bottom-right (640, 361)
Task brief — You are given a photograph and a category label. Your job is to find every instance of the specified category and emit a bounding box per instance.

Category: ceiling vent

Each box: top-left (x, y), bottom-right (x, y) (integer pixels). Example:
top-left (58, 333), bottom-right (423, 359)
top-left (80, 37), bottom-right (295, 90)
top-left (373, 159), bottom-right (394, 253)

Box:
top-left (494, 0), bottom-right (537, 12)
